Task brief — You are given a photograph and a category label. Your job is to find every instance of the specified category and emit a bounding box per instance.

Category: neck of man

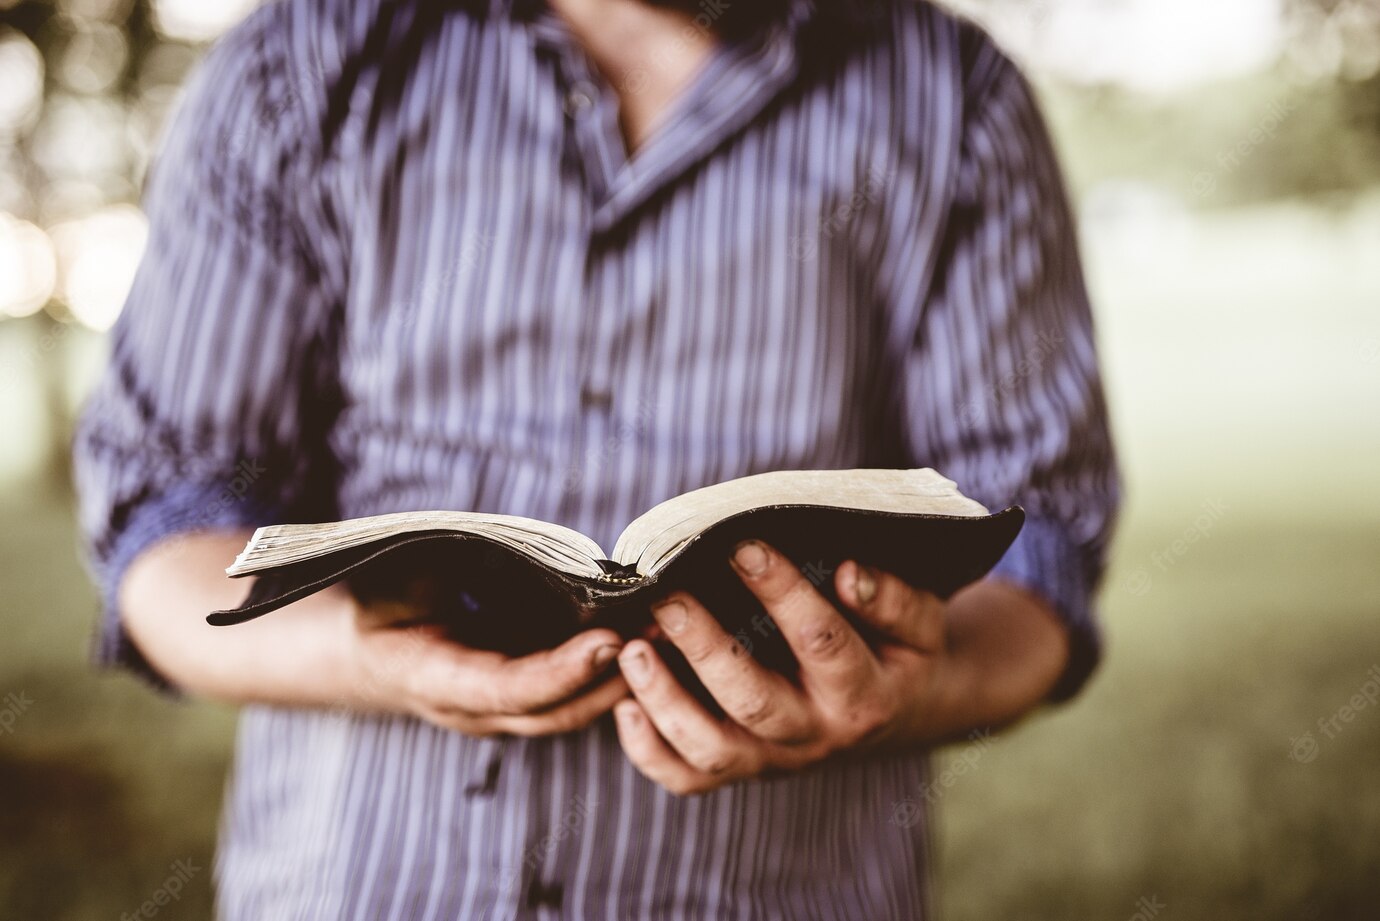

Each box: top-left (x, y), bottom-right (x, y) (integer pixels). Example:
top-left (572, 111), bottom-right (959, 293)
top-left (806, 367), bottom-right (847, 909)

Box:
top-left (546, 0), bottom-right (722, 151)
top-left (548, 0), bottom-right (716, 85)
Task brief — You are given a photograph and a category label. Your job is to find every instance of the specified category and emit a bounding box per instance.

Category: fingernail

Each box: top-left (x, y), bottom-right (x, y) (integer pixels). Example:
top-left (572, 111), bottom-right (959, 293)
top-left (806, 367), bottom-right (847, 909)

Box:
top-left (591, 643), bottom-right (621, 671)
top-left (621, 648), bottom-right (651, 687)
top-left (653, 600), bottom-right (688, 635)
top-left (733, 540), bottom-right (769, 575)
top-left (855, 565), bottom-right (877, 605)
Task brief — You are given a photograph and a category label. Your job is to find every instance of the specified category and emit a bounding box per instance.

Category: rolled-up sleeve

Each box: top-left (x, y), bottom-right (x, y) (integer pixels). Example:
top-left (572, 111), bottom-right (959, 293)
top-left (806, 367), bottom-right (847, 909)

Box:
top-left (72, 7), bottom-right (342, 683)
top-left (899, 31), bottom-right (1120, 701)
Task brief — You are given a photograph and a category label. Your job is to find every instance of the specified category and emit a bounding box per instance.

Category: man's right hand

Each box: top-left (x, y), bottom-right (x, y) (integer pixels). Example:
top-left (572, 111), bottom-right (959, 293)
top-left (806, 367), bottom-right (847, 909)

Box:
top-left (120, 531), bottom-right (628, 737)
top-left (348, 604), bottom-right (628, 736)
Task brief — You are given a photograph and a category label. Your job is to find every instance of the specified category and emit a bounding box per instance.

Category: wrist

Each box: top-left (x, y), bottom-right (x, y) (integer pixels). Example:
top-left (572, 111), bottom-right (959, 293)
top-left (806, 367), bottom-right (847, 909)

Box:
top-left (323, 586), bottom-right (407, 714)
top-left (899, 633), bottom-right (981, 746)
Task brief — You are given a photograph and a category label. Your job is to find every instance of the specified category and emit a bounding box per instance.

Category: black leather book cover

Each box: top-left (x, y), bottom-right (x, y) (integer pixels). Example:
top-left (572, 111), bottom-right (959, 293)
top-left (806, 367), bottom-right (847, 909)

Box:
top-left (209, 506), bottom-right (1024, 702)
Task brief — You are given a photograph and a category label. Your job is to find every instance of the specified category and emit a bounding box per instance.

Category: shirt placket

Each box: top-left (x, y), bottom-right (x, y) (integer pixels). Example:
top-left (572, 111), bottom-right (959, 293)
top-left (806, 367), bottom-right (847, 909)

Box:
top-left (526, 17), bottom-right (639, 530)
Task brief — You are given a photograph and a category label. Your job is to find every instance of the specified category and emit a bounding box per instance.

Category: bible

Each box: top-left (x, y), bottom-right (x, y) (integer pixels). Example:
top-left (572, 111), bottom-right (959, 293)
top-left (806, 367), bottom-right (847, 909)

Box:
top-left (211, 468), bottom-right (1023, 682)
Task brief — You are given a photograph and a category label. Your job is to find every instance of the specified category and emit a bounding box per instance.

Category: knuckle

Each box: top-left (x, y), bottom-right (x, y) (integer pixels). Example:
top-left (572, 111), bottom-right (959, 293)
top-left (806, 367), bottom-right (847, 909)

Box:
top-left (836, 694), bottom-right (893, 740)
top-left (681, 639), bottom-right (719, 667)
top-left (689, 748), bottom-right (737, 776)
top-left (769, 713), bottom-right (822, 747)
top-left (659, 718), bottom-right (689, 745)
top-left (800, 620), bottom-right (851, 659)
top-left (733, 690), bottom-right (777, 728)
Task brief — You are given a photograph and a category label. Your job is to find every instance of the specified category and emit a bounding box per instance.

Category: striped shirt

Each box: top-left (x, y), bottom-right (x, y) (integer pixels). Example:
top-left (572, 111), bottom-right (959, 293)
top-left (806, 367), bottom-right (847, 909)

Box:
top-left (73, 0), bottom-right (1119, 917)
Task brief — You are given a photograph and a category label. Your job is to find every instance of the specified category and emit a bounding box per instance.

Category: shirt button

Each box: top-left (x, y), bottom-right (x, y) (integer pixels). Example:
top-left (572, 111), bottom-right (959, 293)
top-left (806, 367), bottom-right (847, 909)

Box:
top-left (579, 383), bottom-right (613, 411)
top-left (526, 879), bottom-right (564, 910)
top-left (464, 756), bottom-right (501, 797)
top-left (564, 82), bottom-right (596, 117)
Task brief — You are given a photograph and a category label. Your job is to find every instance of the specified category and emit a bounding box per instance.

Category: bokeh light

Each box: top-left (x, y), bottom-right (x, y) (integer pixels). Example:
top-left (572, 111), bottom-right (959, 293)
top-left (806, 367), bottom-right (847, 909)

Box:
top-left (0, 212), bottom-right (58, 317)
top-left (31, 93), bottom-right (130, 184)
top-left (54, 19), bottom-right (128, 93)
top-left (49, 203), bottom-right (146, 330)
top-left (58, 0), bottom-right (135, 22)
top-left (0, 27), bottom-right (44, 136)
top-left (150, 0), bottom-right (257, 43)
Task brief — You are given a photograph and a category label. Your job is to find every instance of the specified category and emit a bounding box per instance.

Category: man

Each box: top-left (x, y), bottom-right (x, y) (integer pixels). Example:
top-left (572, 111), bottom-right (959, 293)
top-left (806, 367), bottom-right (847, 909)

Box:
top-left (75, 0), bottom-right (1118, 916)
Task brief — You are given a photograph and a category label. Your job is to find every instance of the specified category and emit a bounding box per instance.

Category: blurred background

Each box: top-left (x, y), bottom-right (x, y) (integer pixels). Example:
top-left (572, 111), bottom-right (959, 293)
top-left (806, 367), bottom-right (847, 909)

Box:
top-left (1, 0), bottom-right (1377, 917)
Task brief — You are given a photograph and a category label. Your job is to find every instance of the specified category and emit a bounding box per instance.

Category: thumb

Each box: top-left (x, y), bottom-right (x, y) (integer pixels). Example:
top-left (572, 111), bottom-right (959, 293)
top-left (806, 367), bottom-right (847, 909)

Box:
top-left (835, 560), bottom-right (945, 653)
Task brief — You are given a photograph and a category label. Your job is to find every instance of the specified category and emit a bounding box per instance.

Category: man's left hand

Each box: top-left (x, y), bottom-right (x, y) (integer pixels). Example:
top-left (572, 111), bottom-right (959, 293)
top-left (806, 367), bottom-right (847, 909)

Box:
top-left (613, 539), bottom-right (971, 795)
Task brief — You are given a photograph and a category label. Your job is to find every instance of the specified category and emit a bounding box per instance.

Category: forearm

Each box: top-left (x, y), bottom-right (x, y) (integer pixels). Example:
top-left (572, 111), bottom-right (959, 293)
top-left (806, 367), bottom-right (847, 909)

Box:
top-left (911, 579), bottom-right (1071, 743)
top-left (119, 531), bottom-right (362, 707)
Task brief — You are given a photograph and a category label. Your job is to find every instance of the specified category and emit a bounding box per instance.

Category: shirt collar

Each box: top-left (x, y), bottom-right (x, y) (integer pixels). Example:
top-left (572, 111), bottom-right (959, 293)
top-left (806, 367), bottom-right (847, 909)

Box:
top-left (477, 0), bottom-right (877, 233)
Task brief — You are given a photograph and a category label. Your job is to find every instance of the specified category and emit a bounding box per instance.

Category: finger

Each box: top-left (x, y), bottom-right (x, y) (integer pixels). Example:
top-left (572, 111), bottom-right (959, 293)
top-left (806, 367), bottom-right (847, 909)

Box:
top-left (487, 672), bottom-right (631, 737)
top-left (613, 700), bottom-right (721, 796)
top-left (423, 628), bottom-right (624, 716)
top-left (730, 540), bottom-right (880, 699)
top-left (651, 594), bottom-right (814, 743)
top-left (835, 560), bottom-right (945, 653)
top-left (618, 640), bottom-right (761, 777)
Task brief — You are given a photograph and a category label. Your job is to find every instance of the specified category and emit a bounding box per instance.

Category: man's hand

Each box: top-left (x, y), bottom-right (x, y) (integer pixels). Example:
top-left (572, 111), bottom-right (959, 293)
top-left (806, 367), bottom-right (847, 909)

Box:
top-left (612, 539), bottom-right (1069, 795)
top-left (348, 604), bottom-right (629, 737)
top-left (121, 531), bottom-right (628, 736)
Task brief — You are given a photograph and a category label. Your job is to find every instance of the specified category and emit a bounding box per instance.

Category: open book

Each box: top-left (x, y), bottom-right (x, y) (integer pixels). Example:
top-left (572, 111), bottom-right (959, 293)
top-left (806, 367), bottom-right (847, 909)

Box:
top-left (211, 469), bottom-right (1023, 676)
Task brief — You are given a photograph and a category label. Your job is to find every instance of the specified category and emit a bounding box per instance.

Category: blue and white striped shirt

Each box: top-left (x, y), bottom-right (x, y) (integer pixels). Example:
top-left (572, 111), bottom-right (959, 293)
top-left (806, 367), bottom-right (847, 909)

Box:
top-left (74, 0), bottom-right (1119, 916)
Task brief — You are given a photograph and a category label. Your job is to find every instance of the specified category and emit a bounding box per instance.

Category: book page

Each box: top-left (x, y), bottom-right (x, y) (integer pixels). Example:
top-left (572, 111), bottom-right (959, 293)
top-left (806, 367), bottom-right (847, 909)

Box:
top-left (226, 511), bottom-right (609, 579)
top-left (612, 468), bottom-right (989, 576)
